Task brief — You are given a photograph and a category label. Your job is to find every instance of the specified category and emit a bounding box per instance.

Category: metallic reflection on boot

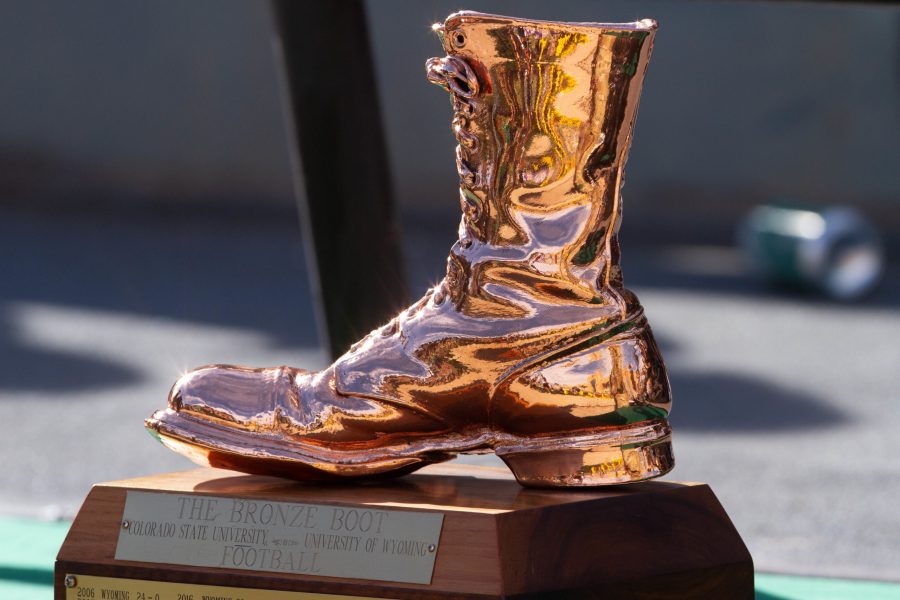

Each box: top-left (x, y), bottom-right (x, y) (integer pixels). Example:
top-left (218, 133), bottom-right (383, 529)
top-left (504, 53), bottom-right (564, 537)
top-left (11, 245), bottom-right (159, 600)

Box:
top-left (146, 11), bottom-right (674, 487)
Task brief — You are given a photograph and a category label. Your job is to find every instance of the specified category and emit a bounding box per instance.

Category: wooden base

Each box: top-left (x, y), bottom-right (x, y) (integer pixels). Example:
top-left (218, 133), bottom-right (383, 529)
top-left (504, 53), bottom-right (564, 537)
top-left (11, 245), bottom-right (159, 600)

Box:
top-left (55, 464), bottom-right (753, 599)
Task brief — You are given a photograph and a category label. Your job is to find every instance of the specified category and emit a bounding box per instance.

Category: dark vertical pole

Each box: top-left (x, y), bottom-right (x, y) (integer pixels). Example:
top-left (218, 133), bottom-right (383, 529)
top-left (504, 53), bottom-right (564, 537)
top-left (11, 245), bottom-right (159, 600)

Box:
top-left (271, 0), bottom-right (409, 359)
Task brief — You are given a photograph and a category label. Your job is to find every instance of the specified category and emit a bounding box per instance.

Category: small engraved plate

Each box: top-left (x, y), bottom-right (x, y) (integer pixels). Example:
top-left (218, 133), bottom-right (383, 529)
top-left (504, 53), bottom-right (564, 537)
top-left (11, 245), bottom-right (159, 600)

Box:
top-left (115, 491), bottom-right (444, 584)
top-left (65, 573), bottom-right (393, 599)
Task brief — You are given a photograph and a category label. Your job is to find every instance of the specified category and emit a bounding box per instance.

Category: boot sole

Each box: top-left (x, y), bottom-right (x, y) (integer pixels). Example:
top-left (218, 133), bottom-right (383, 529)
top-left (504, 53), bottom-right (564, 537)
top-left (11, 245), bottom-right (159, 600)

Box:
top-left (147, 410), bottom-right (672, 487)
top-left (494, 420), bottom-right (673, 487)
top-left (147, 409), bottom-right (462, 481)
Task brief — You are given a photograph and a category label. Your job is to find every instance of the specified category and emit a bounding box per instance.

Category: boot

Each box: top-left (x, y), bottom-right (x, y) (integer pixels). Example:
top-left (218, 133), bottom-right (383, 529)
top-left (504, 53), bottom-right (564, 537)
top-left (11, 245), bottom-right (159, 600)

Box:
top-left (147, 11), bottom-right (673, 487)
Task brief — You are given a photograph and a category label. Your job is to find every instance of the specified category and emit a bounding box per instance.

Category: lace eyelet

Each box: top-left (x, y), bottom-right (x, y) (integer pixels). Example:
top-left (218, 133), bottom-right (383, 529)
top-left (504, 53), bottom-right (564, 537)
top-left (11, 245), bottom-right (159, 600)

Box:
top-left (452, 31), bottom-right (466, 48)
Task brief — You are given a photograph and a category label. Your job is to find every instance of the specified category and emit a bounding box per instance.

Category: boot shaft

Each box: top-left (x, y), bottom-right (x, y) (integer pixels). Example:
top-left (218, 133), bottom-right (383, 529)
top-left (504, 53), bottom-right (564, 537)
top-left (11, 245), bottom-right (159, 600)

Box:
top-left (428, 12), bottom-right (656, 310)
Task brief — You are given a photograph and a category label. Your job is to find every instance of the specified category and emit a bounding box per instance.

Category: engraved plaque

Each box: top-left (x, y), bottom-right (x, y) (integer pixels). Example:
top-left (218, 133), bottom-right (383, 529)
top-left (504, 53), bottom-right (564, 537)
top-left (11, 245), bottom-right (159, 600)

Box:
top-left (115, 491), bottom-right (443, 584)
top-left (65, 573), bottom-right (392, 599)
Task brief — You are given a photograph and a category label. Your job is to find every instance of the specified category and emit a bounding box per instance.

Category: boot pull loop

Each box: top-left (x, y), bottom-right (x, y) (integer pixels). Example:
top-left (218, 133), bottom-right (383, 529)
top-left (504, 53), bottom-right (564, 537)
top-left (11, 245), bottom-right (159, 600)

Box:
top-left (426, 56), bottom-right (480, 99)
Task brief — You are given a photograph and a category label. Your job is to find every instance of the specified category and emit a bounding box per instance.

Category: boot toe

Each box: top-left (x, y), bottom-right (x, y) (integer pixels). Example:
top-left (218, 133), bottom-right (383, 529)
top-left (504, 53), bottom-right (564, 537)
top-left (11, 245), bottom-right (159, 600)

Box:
top-left (161, 365), bottom-right (292, 431)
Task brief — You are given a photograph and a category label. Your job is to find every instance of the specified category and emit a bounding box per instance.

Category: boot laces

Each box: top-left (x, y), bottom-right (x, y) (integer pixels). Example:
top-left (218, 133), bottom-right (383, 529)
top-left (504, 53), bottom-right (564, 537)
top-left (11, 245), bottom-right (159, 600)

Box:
top-left (426, 56), bottom-right (479, 99)
top-left (427, 54), bottom-right (484, 235)
top-left (345, 55), bottom-right (480, 343)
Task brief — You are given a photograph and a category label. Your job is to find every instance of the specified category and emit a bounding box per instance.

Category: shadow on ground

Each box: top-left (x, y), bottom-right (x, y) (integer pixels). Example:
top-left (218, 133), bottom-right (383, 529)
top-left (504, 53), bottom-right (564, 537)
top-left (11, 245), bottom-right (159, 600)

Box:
top-left (668, 370), bottom-right (846, 432)
top-left (621, 243), bottom-right (900, 311)
top-left (0, 208), bottom-right (320, 350)
top-left (0, 312), bottom-right (141, 393)
top-left (755, 592), bottom-right (789, 600)
top-left (0, 566), bottom-right (53, 586)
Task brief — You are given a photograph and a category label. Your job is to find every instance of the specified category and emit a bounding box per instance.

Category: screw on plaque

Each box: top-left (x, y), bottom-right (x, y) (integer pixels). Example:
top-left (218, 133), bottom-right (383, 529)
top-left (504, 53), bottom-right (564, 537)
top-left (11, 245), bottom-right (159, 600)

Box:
top-left (428, 544), bottom-right (436, 553)
top-left (64, 574), bottom-right (77, 588)
top-left (122, 520), bottom-right (130, 530)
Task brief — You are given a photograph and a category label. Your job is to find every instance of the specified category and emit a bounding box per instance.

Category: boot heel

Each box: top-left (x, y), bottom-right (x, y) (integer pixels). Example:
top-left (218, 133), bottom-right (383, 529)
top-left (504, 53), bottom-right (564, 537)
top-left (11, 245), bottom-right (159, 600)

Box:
top-left (495, 422), bottom-right (674, 487)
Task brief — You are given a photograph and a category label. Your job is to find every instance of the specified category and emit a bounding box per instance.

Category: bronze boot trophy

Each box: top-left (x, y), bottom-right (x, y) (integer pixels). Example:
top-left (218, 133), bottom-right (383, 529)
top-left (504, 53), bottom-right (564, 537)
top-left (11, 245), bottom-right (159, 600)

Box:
top-left (147, 11), bottom-right (673, 487)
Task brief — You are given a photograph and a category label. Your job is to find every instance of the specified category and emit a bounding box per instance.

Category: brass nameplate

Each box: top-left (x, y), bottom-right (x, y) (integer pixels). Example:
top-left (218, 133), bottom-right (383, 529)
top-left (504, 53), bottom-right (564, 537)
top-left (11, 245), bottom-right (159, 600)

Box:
top-left (115, 491), bottom-right (443, 584)
top-left (65, 573), bottom-right (392, 599)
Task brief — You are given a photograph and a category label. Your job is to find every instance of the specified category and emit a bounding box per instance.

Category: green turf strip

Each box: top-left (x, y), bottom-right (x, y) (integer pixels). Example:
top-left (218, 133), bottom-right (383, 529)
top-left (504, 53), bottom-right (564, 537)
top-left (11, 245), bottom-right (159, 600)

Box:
top-left (756, 573), bottom-right (900, 600)
top-left (0, 516), bottom-right (70, 571)
top-left (2, 517), bottom-right (900, 599)
top-left (0, 516), bottom-right (70, 599)
top-left (0, 578), bottom-right (52, 600)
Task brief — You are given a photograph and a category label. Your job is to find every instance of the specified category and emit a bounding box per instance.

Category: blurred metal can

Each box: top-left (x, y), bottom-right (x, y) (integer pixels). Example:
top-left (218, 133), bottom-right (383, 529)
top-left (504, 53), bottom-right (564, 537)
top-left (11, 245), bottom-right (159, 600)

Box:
top-left (738, 205), bottom-right (884, 300)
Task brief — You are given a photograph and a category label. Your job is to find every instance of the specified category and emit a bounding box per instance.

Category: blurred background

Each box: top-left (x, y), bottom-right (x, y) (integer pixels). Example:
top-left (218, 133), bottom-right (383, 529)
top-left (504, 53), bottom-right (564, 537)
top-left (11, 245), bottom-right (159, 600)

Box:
top-left (0, 0), bottom-right (898, 590)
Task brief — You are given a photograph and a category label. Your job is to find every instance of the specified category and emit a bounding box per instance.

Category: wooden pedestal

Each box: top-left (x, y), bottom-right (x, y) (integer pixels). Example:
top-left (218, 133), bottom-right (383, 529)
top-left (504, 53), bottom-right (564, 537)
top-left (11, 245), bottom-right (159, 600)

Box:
top-left (55, 464), bottom-right (753, 599)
